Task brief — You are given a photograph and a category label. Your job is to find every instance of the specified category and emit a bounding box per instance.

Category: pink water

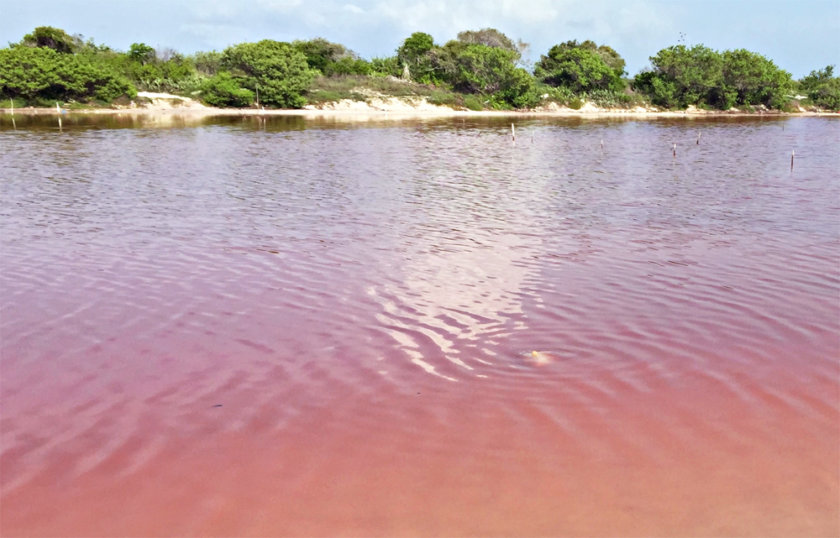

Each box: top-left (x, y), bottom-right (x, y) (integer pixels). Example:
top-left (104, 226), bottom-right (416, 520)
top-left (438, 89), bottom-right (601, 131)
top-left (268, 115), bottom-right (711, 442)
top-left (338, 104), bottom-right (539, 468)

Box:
top-left (1, 115), bottom-right (838, 536)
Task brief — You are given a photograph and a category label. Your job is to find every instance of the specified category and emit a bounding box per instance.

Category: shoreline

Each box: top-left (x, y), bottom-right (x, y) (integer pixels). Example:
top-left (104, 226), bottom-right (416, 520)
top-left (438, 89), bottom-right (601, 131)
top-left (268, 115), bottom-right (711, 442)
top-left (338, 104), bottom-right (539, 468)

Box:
top-left (1, 103), bottom-right (836, 120)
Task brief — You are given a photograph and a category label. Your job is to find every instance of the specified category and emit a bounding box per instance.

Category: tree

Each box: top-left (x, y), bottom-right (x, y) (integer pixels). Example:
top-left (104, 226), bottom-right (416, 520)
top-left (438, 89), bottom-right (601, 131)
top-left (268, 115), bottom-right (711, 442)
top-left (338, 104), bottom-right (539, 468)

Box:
top-left (191, 51), bottom-right (223, 76)
top-left (221, 40), bottom-right (315, 108)
top-left (128, 43), bottom-right (156, 64)
top-left (634, 44), bottom-right (793, 110)
top-left (293, 38), bottom-right (370, 76)
top-left (535, 41), bottom-right (624, 93)
top-left (800, 66), bottom-right (840, 110)
top-left (21, 26), bottom-right (80, 53)
top-left (633, 44), bottom-right (722, 108)
top-left (721, 49), bottom-right (791, 109)
top-left (397, 32), bottom-right (438, 82)
top-left (436, 41), bottom-right (538, 108)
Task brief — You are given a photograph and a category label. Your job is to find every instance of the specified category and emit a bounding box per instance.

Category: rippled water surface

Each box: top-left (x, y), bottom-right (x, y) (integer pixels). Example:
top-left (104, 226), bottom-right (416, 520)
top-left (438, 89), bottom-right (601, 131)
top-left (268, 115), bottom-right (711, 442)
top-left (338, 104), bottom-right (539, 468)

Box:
top-left (1, 114), bottom-right (838, 536)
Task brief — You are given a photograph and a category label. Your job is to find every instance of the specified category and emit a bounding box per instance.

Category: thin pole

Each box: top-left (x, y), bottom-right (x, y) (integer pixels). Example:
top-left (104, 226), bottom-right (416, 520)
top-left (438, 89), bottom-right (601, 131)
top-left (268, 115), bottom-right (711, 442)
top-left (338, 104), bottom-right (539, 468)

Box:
top-left (697, 132), bottom-right (701, 145)
top-left (791, 149), bottom-right (795, 172)
top-left (511, 123), bottom-right (515, 142)
top-left (672, 143), bottom-right (676, 158)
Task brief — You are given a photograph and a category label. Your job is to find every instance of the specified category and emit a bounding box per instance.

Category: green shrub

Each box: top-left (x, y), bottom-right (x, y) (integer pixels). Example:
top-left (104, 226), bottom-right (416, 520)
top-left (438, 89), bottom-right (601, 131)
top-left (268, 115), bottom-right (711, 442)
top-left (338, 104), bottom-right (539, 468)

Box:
top-left (426, 89), bottom-right (458, 106)
top-left (633, 44), bottom-right (792, 110)
top-left (0, 45), bottom-right (135, 103)
top-left (221, 40), bottom-right (315, 108)
top-left (463, 94), bottom-right (484, 110)
top-left (535, 40), bottom-right (625, 93)
top-left (199, 71), bottom-right (254, 107)
top-left (800, 66), bottom-right (840, 110)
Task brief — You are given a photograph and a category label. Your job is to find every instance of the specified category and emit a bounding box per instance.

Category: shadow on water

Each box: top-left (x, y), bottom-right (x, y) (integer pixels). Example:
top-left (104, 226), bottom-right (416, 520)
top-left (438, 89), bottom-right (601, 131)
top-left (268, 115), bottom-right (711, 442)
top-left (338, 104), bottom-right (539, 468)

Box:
top-left (0, 110), bottom-right (797, 133)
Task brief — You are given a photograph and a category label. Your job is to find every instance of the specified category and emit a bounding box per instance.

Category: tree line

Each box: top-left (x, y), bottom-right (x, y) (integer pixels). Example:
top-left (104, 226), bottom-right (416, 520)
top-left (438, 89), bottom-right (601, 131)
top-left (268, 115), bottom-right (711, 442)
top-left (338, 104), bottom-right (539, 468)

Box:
top-left (1, 26), bottom-right (838, 111)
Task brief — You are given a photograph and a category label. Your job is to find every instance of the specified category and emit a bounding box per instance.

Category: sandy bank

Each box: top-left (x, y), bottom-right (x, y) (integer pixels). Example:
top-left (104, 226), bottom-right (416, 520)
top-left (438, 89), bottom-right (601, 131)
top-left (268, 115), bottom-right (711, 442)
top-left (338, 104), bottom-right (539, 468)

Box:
top-left (1, 91), bottom-right (835, 119)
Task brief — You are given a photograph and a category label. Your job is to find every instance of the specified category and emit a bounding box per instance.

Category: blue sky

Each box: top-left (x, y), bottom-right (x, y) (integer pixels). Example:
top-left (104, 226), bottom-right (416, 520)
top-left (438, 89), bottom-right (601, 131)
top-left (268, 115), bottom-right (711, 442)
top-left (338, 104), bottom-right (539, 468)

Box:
top-left (1, 0), bottom-right (838, 78)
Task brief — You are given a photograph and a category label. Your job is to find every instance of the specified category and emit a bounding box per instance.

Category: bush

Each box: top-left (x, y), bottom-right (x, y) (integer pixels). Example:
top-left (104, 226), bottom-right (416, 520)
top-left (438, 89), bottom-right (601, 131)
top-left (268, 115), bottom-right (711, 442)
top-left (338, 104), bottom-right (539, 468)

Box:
top-left (293, 38), bottom-right (371, 76)
top-left (426, 89), bottom-right (458, 107)
top-left (0, 45), bottom-right (135, 103)
top-left (633, 44), bottom-right (792, 110)
top-left (535, 40), bottom-right (625, 93)
top-left (221, 40), bottom-right (315, 108)
top-left (463, 94), bottom-right (484, 110)
top-left (199, 71), bottom-right (254, 107)
top-left (800, 66), bottom-right (840, 110)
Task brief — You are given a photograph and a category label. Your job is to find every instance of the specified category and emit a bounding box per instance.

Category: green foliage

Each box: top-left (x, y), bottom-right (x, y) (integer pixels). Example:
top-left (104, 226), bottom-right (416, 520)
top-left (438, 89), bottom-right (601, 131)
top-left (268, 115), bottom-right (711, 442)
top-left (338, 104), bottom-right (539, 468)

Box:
top-left (1, 24), bottom-right (807, 112)
top-left (429, 41), bottom-right (538, 107)
top-left (536, 83), bottom-right (575, 105)
top-left (426, 89), bottom-right (458, 107)
top-left (119, 52), bottom-right (198, 93)
top-left (721, 49), bottom-right (791, 109)
top-left (293, 38), bottom-right (370, 76)
top-left (809, 78), bottom-right (840, 109)
top-left (21, 26), bottom-right (80, 53)
top-left (397, 32), bottom-right (439, 83)
top-left (221, 40), bottom-right (315, 108)
top-left (191, 51), bottom-right (223, 76)
top-left (0, 45), bottom-right (135, 103)
top-left (800, 66), bottom-right (840, 110)
top-left (325, 56), bottom-right (371, 76)
top-left (369, 56), bottom-right (400, 77)
top-left (462, 94), bottom-right (485, 110)
top-left (535, 41), bottom-right (625, 93)
top-left (128, 42), bottom-right (155, 64)
top-left (634, 44), bottom-right (792, 110)
top-left (585, 88), bottom-right (645, 108)
top-left (199, 71), bottom-right (254, 107)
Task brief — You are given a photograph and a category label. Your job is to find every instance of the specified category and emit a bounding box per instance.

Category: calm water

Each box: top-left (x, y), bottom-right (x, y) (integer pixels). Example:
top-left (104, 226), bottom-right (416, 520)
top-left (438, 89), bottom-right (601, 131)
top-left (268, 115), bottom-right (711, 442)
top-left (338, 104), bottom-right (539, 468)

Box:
top-left (1, 114), bottom-right (838, 536)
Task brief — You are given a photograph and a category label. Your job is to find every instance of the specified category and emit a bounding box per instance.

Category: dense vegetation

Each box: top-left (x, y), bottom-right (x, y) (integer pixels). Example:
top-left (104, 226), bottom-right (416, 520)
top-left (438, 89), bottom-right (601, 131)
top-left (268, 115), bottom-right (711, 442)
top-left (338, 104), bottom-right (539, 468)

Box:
top-left (632, 45), bottom-right (795, 110)
top-left (1, 25), bottom-right (837, 111)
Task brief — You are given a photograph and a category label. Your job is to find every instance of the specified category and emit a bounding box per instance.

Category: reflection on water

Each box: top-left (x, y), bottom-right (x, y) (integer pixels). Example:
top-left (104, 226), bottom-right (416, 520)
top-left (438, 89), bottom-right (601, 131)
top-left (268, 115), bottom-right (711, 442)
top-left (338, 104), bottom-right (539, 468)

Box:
top-left (1, 116), bottom-right (838, 536)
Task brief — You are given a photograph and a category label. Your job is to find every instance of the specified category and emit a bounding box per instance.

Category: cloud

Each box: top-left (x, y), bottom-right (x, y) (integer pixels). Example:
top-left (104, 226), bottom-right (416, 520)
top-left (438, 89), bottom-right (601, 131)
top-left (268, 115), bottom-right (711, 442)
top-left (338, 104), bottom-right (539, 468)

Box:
top-left (256, 0), bottom-right (304, 11)
top-left (343, 3), bottom-right (365, 14)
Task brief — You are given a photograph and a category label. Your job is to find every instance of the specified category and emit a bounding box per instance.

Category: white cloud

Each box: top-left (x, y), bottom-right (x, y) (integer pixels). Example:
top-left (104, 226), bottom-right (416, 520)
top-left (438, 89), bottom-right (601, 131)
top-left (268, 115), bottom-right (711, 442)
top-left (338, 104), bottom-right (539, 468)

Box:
top-left (256, 0), bottom-right (304, 11)
top-left (343, 3), bottom-right (365, 14)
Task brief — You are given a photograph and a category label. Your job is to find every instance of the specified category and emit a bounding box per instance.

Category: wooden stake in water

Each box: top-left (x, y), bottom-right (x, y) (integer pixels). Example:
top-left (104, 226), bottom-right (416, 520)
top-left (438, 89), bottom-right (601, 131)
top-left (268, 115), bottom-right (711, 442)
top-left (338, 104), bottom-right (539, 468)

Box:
top-left (697, 132), bottom-right (701, 145)
top-left (10, 98), bottom-right (13, 115)
top-left (672, 143), bottom-right (676, 158)
top-left (600, 138), bottom-right (604, 152)
top-left (511, 123), bottom-right (515, 142)
top-left (791, 149), bottom-right (795, 172)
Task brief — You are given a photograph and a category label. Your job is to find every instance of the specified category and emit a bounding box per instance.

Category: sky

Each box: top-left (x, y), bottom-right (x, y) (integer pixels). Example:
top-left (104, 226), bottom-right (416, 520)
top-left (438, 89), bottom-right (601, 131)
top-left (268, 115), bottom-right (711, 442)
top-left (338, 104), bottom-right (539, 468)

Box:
top-left (1, 0), bottom-right (838, 78)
